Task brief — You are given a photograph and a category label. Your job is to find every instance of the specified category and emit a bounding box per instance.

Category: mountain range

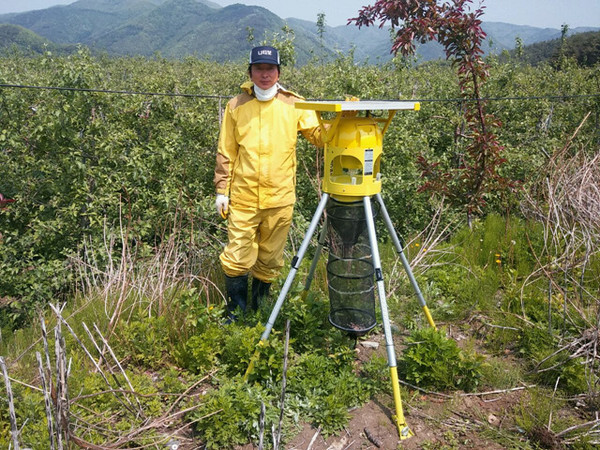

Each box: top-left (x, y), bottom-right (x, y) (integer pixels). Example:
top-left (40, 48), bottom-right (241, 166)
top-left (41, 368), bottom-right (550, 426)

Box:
top-left (0, 0), bottom-right (598, 64)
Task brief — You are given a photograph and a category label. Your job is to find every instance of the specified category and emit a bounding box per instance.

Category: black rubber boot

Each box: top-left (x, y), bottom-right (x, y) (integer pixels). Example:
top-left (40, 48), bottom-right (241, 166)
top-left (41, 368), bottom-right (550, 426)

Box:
top-left (250, 278), bottom-right (271, 311)
top-left (225, 274), bottom-right (249, 321)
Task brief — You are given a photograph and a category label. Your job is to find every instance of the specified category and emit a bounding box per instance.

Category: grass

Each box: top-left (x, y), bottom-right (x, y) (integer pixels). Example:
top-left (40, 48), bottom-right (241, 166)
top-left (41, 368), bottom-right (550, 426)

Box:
top-left (1, 213), bottom-right (599, 448)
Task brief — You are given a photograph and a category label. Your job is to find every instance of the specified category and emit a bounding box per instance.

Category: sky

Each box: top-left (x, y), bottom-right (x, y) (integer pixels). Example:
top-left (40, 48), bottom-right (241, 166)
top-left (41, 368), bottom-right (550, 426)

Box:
top-left (0, 0), bottom-right (599, 29)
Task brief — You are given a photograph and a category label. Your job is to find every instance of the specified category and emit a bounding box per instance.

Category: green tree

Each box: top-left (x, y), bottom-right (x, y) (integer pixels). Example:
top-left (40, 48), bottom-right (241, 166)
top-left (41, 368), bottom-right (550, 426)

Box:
top-left (515, 36), bottom-right (524, 60)
top-left (246, 26), bottom-right (255, 45)
top-left (316, 12), bottom-right (326, 52)
top-left (555, 23), bottom-right (570, 69)
top-left (261, 24), bottom-right (296, 67)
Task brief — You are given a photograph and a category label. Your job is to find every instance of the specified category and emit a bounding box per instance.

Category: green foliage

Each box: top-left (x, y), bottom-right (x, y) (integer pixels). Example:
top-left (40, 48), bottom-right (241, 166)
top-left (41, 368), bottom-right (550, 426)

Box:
top-left (515, 388), bottom-right (580, 447)
top-left (398, 327), bottom-right (484, 392)
top-left (286, 352), bottom-right (372, 436)
top-left (419, 263), bottom-right (496, 320)
top-left (359, 355), bottom-right (390, 396)
top-left (1, 50), bottom-right (598, 331)
top-left (67, 371), bottom-right (164, 445)
top-left (221, 324), bottom-right (286, 382)
top-left (118, 315), bottom-right (171, 366)
top-left (0, 386), bottom-right (49, 448)
top-left (180, 323), bottom-right (223, 374)
top-left (0, 49), bottom-right (225, 328)
top-left (261, 24), bottom-right (297, 67)
top-left (181, 322), bottom-right (285, 382)
top-left (190, 377), bottom-right (278, 449)
top-left (175, 287), bottom-right (225, 334)
top-left (480, 356), bottom-right (523, 390)
top-left (0, 24), bottom-right (67, 56)
top-left (279, 289), bottom-right (331, 353)
top-left (1, 45), bottom-right (600, 449)
top-left (530, 349), bottom-right (590, 395)
top-left (507, 30), bottom-right (600, 67)
top-left (451, 214), bottom-right (538, 278)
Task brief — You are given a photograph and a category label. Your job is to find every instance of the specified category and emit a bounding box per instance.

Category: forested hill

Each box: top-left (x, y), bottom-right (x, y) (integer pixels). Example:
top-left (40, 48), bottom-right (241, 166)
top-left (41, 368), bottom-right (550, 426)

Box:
top-left (514, 30), bottom-right (600, 67)
top-left (0, 0), bottom-right (598, 64)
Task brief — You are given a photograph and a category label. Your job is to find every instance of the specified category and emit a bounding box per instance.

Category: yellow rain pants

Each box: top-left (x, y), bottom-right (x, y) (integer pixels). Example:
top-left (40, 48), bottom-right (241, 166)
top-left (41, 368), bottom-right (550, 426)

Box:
top-left (220, 203), bottom-right (294, 282)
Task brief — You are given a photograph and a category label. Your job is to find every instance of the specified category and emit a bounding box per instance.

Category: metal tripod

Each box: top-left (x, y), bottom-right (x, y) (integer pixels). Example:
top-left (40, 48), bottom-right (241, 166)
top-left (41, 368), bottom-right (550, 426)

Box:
top-left (244, 191), bottom-right (436, 439)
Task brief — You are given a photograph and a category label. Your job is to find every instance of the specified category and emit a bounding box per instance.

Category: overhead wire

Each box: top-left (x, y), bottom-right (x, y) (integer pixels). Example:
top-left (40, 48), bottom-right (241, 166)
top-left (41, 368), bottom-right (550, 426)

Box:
top-left (0, 82), bottom-right (599, 103)
top-left (0, 83), bottom-right (225, 99)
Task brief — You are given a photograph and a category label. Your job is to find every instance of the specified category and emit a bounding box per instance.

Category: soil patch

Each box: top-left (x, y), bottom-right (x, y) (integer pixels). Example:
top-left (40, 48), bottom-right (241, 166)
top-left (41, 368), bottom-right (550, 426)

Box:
top-left (284, 387), bottom-right (526, 449)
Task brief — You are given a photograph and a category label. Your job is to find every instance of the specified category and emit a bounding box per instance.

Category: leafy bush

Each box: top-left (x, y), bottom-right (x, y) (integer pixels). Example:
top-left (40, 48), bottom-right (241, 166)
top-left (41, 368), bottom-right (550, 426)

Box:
top-left (280, 289), bottom-right (335, 353)
top-left (181, 322), bottom-right (286, 383)
top-left (286, 352), bottom-right (371, 436)
top-left (359, 355), bottom-right (390, 397)
top-left (0, 386), bottom-right (49, 448)
top-left (517, 325), bottom-right (557, 360)
top-left (118, 315), bottom-right (171, 366)
top-left (190, 377), bottom-right (278, 449)
top-left (398, 327), bottom-right (484, 392)
top-left (529, 347), bottom-right (590, 395)
top-left (179, 323), bottom-right (223, 375)
top-left (219, 324), bottom-right (285, 382)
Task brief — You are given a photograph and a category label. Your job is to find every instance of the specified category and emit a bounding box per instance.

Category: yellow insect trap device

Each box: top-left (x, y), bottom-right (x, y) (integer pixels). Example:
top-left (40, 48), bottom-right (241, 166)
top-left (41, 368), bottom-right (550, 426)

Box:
top-left (245, 100), bottom-right (435, 441)
top-left (301, 100), bottom-right (419, 201)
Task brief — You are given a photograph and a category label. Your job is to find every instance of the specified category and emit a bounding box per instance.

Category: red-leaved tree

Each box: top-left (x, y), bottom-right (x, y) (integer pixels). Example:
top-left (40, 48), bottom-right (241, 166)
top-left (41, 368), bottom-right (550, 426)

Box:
top-left (351, 0), bottom-right (512, 225)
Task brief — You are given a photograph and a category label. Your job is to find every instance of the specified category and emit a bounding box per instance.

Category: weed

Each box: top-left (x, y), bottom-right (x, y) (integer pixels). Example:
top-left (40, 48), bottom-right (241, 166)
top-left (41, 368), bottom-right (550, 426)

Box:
top-left (178, 322), bottom-right (223, 375)
top-left (280, 289), bottom-right (330, 352)
top-left (360, 355), bottom-right (390, 397)
top-left (533, 352), bottom-right (589, 395)
top-left (516, 388), bottom-right (568, 449)
top-left (118, 314), bottom-right (171, 366)
top-left (219, 323), bottom-right (285, 382)
top-left (286, 352), bottom-right (372, 436)
top-left (398, 327), bottom-right (484, 391)
top-left (517, 324), bottom-right (556, 360)
top-left (190, 377), bottom-right (278, 449)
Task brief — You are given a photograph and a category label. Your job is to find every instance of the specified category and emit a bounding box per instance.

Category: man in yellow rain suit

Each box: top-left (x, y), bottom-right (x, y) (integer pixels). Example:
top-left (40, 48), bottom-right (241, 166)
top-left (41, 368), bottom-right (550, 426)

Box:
top-left (214, 46), bottom-right (324, 320)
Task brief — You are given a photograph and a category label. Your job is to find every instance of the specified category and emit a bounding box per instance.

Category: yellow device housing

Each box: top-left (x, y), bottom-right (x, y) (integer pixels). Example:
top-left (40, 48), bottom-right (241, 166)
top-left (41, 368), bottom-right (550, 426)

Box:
top-left (296, 100), bottom-right (420, 203)
top-left (326, 112), bottom-right (383, 201)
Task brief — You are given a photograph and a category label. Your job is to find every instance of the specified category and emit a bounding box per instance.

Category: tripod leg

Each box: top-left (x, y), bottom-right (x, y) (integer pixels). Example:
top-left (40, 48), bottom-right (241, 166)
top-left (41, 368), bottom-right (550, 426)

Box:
top-left (363, 196), bottom-right (413, 440)
top-left (375, 193), bottom-right (436, 329)
top-left (302, 216), bottom-right (328, 298)
top-left (244, 193), bottom-right (330, 381)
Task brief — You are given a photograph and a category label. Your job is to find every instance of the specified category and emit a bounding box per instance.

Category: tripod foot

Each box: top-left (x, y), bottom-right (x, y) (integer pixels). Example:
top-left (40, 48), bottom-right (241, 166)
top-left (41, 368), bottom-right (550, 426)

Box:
top-left (397, 422), bottom-right (415, 440)
top-left (390, 366), bottom-right (414, 440)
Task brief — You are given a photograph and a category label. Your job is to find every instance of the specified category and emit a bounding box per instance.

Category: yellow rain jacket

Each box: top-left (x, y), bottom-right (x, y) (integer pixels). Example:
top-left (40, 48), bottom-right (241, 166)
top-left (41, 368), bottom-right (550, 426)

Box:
top-left (214, 81), bottom-right (323, 209)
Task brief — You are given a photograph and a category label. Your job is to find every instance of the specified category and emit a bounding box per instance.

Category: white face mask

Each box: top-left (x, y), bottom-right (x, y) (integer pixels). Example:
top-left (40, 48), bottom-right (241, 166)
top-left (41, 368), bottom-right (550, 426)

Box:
top-left (254, 83), bottom-right (280, 101)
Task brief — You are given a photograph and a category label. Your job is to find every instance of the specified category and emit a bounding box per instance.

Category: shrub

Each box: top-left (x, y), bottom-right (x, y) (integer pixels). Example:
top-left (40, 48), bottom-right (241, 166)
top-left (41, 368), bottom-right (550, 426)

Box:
top-left (398, 327), bottom-right (484, 391)
top-left (190, 377), bottom-right (277, 449)
top-left (118, 315), bottom-right (171, 367)
top-left (286, 352), bottom-right (371, 436)
top-left (179, 322), bottom-right (223, 375)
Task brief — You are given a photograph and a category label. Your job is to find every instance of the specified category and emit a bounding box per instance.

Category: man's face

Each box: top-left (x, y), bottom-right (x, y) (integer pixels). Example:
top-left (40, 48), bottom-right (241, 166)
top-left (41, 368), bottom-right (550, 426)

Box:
top-left (250, 63), bottom-right (280, 90)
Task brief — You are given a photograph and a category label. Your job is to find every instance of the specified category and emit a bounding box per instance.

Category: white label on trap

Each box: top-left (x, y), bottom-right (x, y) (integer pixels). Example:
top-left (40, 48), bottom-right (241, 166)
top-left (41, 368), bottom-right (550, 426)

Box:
top-left (364, 149), bottom-right (373, 175)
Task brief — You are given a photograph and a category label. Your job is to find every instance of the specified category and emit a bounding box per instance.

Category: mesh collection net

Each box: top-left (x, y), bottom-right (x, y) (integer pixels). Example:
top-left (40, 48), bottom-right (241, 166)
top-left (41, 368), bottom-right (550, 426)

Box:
top-left (326, 199), bottom-right (377, 336)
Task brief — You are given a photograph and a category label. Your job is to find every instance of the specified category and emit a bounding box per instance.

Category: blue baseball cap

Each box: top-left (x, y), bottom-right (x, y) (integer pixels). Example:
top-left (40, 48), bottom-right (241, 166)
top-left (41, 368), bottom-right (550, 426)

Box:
top-left (249, 46), bottom-right (280, 65)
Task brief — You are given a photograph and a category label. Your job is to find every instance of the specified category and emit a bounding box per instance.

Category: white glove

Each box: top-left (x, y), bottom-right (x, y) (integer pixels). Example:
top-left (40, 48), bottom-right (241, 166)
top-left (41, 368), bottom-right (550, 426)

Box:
top-left (215, 194), bottom-right (229, 218)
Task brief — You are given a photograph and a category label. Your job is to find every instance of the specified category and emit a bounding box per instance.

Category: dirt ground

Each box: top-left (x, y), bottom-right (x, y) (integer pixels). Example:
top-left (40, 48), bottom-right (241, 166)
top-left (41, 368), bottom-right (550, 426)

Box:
top-left (247, 331), bottom-right (530, 450)
top-left (284, 388), bottom-right (526, 449)
top-left (173, 328), bottom-right (573, 449)
top-left (174, 384), bottom-right (528, 450)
